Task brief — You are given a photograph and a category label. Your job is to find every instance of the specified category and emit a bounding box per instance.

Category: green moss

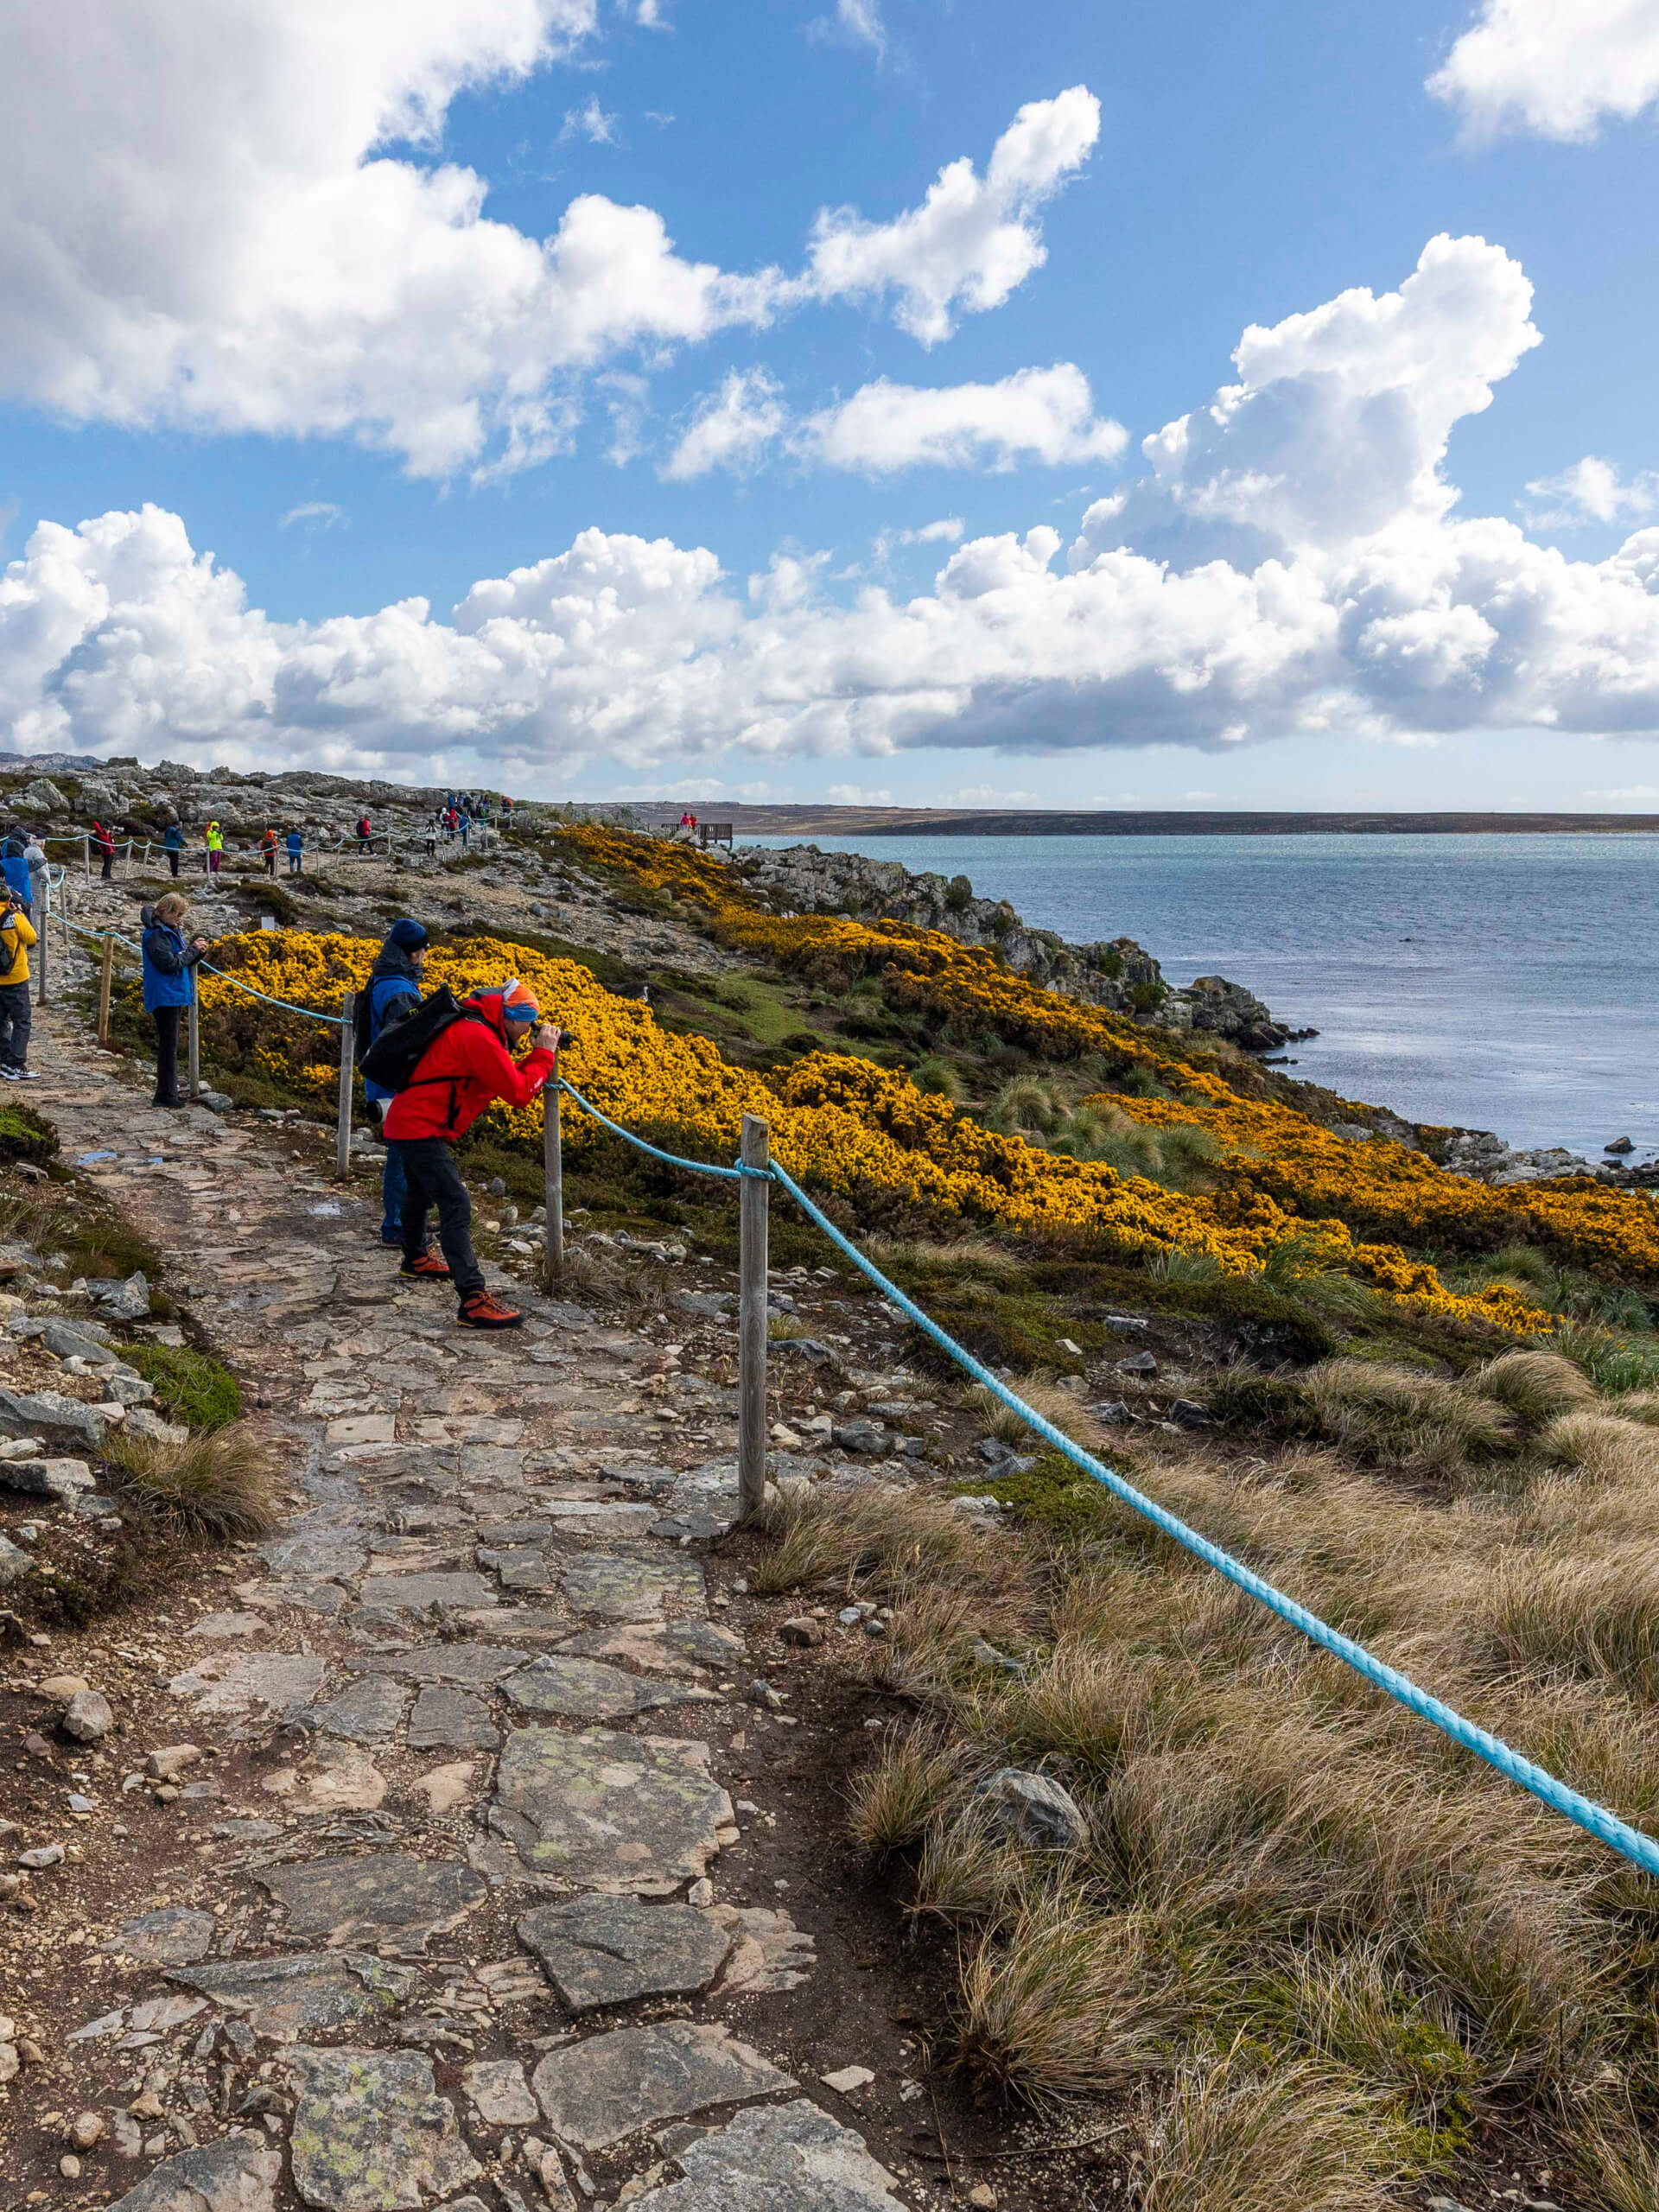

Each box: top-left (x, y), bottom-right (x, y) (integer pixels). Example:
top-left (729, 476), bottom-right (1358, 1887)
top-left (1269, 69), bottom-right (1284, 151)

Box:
top-left (902, 1284), bottom-right (1109, 1374)
top-left (0, 1102), bottom-right (59, 1166)
top-left (122, 1341), bottom-right (243, 1431)
top-left (960, 1447), bottom-right (1114, 1538)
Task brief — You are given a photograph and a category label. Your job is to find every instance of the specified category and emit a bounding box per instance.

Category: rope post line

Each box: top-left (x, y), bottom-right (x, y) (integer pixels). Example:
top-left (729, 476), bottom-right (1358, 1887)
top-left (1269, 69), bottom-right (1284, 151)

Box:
top-left (96, 933), bottom-right (115, 1048)
top-left (335, 990), bottom-right (356, 1181)
top-left (737, 1111), bottom-right (771, 1523)
top-left (187, 988), bottom-right (200, 1103)
top-left (543, 1058), bottom-right (564, 1279)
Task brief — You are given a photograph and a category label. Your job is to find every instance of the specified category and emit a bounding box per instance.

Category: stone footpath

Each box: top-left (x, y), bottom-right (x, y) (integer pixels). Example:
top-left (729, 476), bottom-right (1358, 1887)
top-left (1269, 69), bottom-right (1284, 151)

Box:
top-left (0, 964), bottom-right (943, 2212)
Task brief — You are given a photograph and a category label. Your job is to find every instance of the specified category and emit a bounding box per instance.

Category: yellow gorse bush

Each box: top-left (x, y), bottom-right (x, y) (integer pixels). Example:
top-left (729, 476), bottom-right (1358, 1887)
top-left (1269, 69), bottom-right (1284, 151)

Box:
top-left (194, 912), bottom-right (1542, 1334)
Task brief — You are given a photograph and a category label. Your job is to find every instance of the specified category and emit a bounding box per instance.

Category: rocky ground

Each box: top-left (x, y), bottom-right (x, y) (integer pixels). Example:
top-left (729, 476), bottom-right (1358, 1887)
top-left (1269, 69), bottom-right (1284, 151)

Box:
top-left (0, 893), bottom-right (1129, 2212)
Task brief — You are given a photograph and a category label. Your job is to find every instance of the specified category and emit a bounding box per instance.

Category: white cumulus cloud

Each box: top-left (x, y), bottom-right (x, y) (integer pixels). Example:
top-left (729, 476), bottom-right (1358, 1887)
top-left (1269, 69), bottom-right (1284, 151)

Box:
top-left (1428, 0), bottom-right (1659, 141)
top-left (665, 364), bottom-right (1122, 479)
top-left (661, 370), bottom-right (789, 481)
top-left (0, 3), bottom-right (1096, 479)
top-left (799, 365), bottom-right (1126, 474)
top-left (10, 237), bottom-right (1659, 781)
top-left (1523, 455), bottom-right (1659, 528)
top-left (799, 86), bottom-right (1100, 345)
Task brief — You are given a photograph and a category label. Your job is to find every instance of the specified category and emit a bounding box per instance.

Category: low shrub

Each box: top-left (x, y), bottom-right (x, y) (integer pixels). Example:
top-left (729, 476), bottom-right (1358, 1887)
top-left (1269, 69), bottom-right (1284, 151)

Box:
top-left (110, 1421), bottom-right (279, 1539)
top-left (121, 1341), bottom-right (242, 1431)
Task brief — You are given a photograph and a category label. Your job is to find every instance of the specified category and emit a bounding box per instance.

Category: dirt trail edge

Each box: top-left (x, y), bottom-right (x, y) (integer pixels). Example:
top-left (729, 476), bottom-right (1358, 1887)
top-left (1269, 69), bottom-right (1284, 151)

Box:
top-left (0, 991), bottom-right (986, 2212)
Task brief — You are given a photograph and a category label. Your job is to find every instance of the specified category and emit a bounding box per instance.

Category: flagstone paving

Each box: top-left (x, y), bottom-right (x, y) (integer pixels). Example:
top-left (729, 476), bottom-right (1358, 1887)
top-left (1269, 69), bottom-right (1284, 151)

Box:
top-left (0, 950), bottom-right (918, 2212)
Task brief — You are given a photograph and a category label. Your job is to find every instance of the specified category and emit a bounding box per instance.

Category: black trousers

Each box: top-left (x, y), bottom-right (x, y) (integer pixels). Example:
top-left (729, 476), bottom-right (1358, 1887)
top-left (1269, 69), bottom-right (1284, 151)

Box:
top-left (152, 1005), bottom-right (183, 1103)
top-left (166, 850), bottom-right (180, 878)
top-left (264, 849), bottom-right (276, 875)
top-left (99, 851), bottom-right (113, 880)
top-left (0, 982), bottom-right (30, 1071)
top-left (391, 1136), bottom-right (485, 1299)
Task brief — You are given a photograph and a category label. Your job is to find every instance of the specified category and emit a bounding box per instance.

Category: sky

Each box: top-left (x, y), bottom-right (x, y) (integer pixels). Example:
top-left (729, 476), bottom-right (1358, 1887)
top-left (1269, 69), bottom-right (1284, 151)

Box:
top-left (3, 0), bottom-right (1659, 808)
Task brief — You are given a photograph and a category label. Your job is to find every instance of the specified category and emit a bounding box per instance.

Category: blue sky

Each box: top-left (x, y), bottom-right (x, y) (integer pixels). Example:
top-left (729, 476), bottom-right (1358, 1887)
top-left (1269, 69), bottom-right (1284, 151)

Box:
top-left (3, 0), bottom-right (1659, 806)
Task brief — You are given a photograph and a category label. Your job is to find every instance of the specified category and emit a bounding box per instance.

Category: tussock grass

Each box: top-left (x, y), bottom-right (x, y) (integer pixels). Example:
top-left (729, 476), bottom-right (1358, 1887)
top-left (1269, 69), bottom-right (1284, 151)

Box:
top-left (111, 1421), bottom-right (279, 1539)
top-left (1302, 1357), bottom-right (1515, 1477)
top-left (750, 1479), bottom-right (1017, 1602)
top-left (1136, 2052), bottom-right (1404, 2212)
top-left (1468, 1346), bottom-right (1596, 1421)
top-left (846, 1728), bottom-right (969, 1854)
top-left (951, 1893), bottom-right (1179, 2102)
top-left (1485, 1542), bottom-right (1659, 1699)
top-left (968, 1372), bottom-right (1106, 1450)
top-left (1534, 1408), bottom-right (1659, 1483)
top-left (861, 1230), bottom-right (1026, 1285)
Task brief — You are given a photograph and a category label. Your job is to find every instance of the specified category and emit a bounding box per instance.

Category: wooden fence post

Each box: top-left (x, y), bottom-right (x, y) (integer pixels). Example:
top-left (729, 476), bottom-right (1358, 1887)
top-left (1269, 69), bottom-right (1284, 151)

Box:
top-left (738, 1112), bottom-right (771, 1522)
top-left (335, 991), bottom-right (356, 1180)
top-left (187, 990), bottom-right (200, 1103)
top-left (81, 833), bottom-right (91, 885)
top-left (543, 1071), bottom-right (564, 1279)
top-left (96, 933), bottom-right (114, 1047)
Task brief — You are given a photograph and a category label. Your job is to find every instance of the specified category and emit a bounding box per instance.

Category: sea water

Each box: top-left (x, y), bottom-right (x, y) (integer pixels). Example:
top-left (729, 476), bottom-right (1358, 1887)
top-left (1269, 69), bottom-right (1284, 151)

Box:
top-left (745, 832), bottom-right (1659, 1160)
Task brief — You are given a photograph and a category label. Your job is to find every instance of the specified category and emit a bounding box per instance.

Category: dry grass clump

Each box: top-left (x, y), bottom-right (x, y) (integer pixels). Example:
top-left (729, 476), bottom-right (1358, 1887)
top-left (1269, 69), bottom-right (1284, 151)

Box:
top-left (968, 1372), bottom-right (1107, 1451)
top-left (751, 1478), bottom-right (1017, 1600)
top-left (1468, 1347), bottom-right (1597, 1421)
top-left (110, 1421), bottom-right (279, 1539)
top-left (861, 1230), bottom-right (1026, 1285)
top-left (1302, 1358), bottom-right (1515, 1478)
top-left (951, 1892), bottom-right (1181, 2103)
top-left (1136, 2051), bottom-right (1405, 2212)
top-left (847, 1727), bottom-right (971, 1854)
top-left (1484, 1541), bottom-right (1659, 1700)
top-left (1533, 1408), bottom-right (1659, 1484)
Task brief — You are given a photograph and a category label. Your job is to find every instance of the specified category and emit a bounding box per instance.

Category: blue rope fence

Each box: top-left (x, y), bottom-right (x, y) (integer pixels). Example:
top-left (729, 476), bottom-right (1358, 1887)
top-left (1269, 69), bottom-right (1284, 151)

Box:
top-left (556, 1083), bottom-right (1659, 1885)
top-left (60, 917), bottom-right (347, 1027)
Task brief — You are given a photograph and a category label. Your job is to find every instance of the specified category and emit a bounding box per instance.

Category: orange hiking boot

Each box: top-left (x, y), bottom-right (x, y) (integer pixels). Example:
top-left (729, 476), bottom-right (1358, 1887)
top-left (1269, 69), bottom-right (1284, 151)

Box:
top-left (399, 1250), bottom-right (451, 1280)
top-left (458, 1290), bottom-right (523, 1330)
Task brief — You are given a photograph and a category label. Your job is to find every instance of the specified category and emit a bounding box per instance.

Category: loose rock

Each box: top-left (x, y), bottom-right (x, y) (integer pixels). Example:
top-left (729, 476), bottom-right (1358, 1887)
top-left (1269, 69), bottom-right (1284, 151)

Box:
top-left (517, 1897), bottom-right (734, 2012)
top-left (285, 2046), bottom-right (480, 2210)
top-left (530, 2020), bottom-right (794, 2150)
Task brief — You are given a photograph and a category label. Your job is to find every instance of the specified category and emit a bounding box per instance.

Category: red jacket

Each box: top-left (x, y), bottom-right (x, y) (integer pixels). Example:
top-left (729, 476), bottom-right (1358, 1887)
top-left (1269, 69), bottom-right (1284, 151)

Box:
top-left (383, 996), bottom-right (555, 1143)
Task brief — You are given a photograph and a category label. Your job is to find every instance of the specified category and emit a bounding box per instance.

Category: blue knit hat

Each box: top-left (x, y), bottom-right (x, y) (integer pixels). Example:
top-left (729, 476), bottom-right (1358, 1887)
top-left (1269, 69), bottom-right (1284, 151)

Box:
top-left (386, 918), bottom-right (429, 953)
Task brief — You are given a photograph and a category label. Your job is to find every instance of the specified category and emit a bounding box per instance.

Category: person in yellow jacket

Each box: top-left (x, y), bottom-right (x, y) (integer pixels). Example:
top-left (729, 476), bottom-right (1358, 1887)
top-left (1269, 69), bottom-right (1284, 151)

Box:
top-left (0, 893), bottom-right (38, 1082)
top-left (205, 821), bottom-right (225, 877)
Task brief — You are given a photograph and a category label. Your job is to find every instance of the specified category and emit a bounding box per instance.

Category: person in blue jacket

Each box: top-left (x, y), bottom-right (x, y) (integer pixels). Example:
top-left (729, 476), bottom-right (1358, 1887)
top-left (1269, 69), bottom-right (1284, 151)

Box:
top-left (162, 819), bottom-right (185, 879)
top-left (359, 918), bottom-right (429, 1244)
top-left (141, 893), bottom-right (209, 1108)
top-left (286, 825), bottom-right (304, 875)
top-left (1, 835), bottom-right (34, 914)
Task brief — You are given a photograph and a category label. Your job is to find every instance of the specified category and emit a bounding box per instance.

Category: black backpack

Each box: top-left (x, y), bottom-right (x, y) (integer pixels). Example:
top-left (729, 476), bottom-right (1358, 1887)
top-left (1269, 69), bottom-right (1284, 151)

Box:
top-left (358, 986), bottom-right (488, 1093)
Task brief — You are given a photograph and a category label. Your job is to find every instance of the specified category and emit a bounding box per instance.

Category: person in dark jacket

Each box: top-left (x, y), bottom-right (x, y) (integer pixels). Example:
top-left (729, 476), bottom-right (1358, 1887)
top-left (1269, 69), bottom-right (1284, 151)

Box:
top-left (286, 826), bottom-right (304, 875)
top-left (383, 980), bottom-right (556, 1329)
top-left (141, 893), bottom-right (209, 1108)
top-left (360, 919), bottom-right (429, 1246)
top-left (92, 820), bottom-right (116, 881)
top-left (162, 820), bottom-right (185, 878)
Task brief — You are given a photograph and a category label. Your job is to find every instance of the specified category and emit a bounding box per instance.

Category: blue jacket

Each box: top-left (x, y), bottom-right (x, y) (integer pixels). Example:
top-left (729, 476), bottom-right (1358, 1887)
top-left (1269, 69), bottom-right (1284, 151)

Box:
top-left (363, 968), bottom-right (422, 1103)
top-left (162, 823), bottom-right (184, 851)
top-left (286, 830), bottom-right (303, 855)
top-left (141, 909), bottom-right (200, 1011)
top-left (1, 853), bottom-right (31, 908)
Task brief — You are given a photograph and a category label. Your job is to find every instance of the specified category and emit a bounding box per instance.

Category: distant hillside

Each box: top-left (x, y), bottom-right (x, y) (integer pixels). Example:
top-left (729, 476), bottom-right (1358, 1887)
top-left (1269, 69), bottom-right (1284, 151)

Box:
top-left (623, 800), bottom-right (1659, 838)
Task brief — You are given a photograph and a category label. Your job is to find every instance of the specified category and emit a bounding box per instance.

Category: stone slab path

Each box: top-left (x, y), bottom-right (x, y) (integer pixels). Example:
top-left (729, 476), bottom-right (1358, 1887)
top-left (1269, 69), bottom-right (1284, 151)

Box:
top-left (0, 946), bottom-right (929, 2212)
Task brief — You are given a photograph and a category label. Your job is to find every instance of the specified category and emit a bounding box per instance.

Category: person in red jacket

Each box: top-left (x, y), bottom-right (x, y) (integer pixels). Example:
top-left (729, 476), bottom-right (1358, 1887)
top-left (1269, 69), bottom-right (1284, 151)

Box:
top-left (383, 979), bottom-right (556, 1329)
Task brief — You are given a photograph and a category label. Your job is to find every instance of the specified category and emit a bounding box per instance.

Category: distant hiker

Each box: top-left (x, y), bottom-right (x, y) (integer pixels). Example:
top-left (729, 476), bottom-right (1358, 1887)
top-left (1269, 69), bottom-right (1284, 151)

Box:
top-left (162, 819), bottom-right (184, 878)
top-left (205, 820), bottom-right (224, 876)
top-left (23, 835), bottom-right (47, 917)
top-left (92, 819), bottom-right (115, 881)
top-left (357, 813), bottom-right (373, 855)
top-left (2, 835), bottom-right (33, 914)
top-left (357, 918), bottom-right (429, 1249)
top-left (378, 979), bottom-right (558, 1330)
top-left (0, 893), bottom-right (36, 1083)
top-left (260, 826), bottom-right (279, 877)
top-left (141, 893), bottom-right (208, 1109)
top-left (286, 826), bottom-right (303, 876)
top-left (424, 813), bottom-right (440, 858)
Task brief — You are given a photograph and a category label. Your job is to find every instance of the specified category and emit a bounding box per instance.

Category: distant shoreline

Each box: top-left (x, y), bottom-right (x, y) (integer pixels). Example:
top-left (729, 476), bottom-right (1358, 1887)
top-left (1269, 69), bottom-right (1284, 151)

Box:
top-left (621, 802), bottom-right (1659, 839)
